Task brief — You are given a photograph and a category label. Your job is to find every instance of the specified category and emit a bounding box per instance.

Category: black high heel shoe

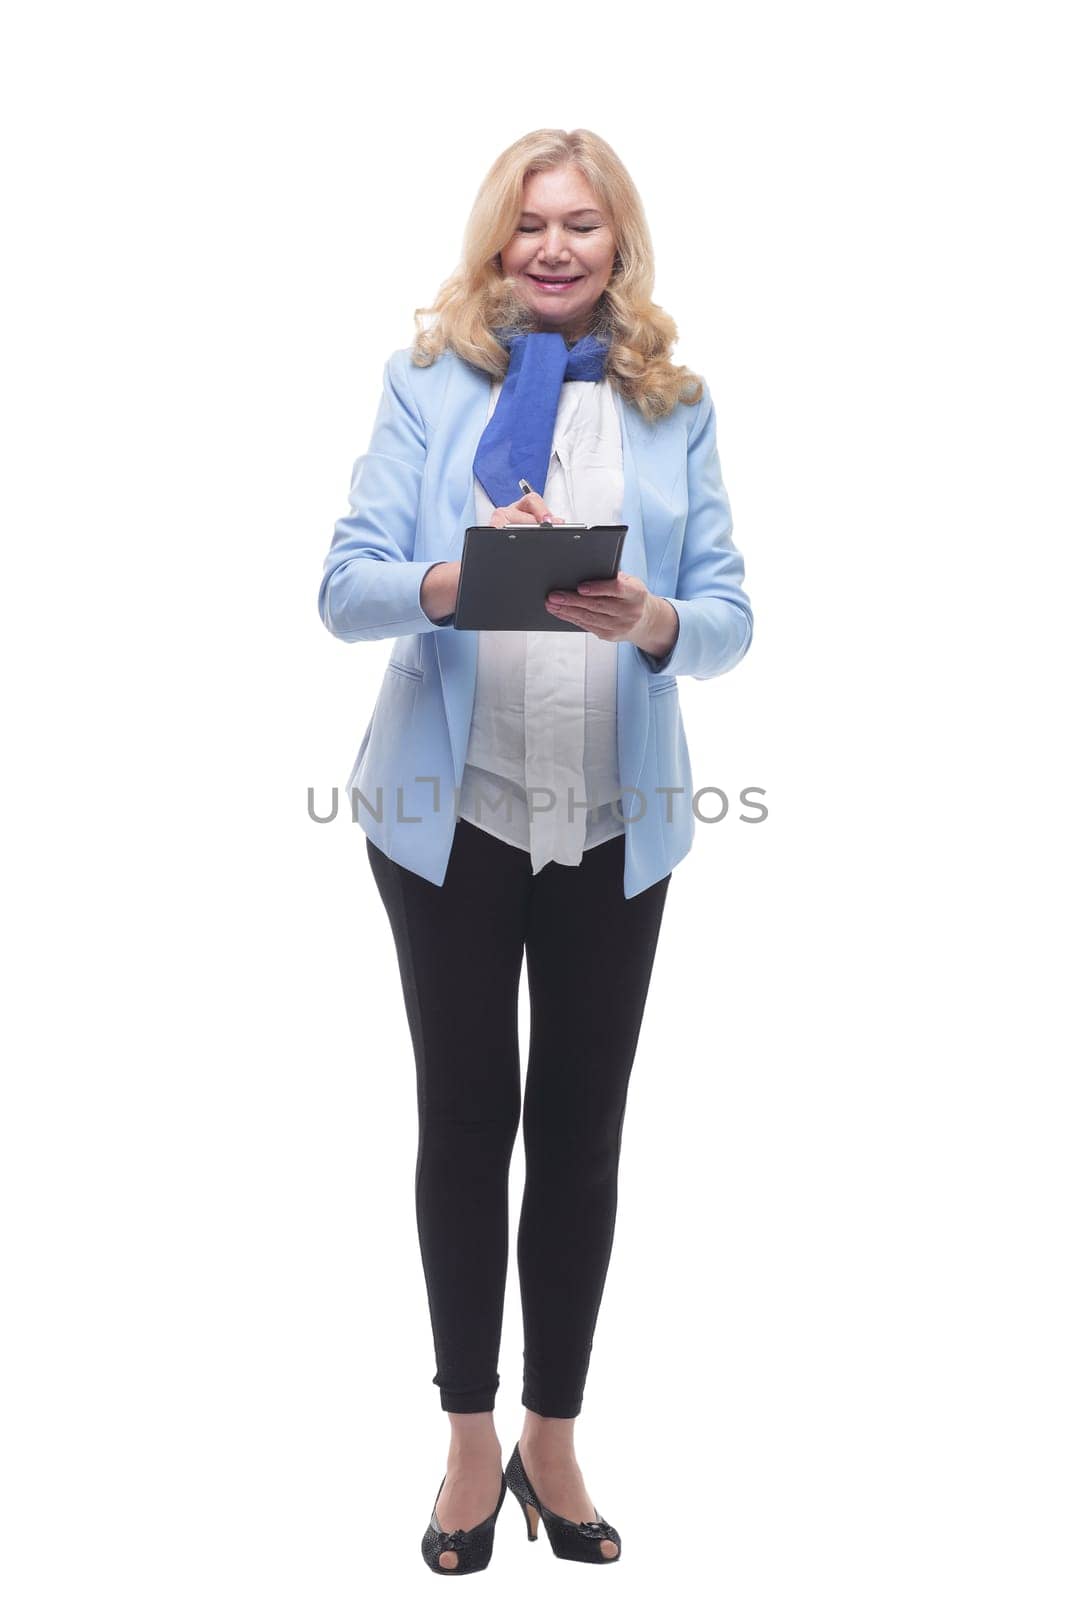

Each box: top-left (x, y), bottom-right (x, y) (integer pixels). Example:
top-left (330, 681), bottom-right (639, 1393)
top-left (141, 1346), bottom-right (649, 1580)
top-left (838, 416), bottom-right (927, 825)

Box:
top-left (421, 1469), bottom-right (508, 1576)
top-left (505, 1441), bottom-right (622, 1563)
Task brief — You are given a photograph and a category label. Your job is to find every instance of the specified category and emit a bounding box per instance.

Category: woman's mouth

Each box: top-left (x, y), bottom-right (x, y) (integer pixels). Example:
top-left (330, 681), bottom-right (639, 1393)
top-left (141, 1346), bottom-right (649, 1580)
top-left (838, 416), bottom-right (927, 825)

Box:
top-left (527, 273), bottom-right (584, 293)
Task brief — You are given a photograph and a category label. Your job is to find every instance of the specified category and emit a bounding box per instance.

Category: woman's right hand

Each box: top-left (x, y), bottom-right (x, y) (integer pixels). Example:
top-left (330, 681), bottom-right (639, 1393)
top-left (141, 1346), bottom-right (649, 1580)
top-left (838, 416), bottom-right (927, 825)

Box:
top-left (489, 490), bottom-right (566, 528)
top-left (419, 493), bottom-right (566, 622)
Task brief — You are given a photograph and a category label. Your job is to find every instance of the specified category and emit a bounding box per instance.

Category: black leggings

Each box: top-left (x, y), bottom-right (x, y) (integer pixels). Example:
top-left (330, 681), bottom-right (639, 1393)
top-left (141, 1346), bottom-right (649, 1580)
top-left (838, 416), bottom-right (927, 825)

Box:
top-left (365, 816), bottom-right (671, 1418)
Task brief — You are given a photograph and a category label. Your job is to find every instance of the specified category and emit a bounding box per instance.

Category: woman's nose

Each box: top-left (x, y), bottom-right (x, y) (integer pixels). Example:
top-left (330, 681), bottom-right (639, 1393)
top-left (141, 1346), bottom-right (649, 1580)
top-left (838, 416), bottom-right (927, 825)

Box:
top-left (539, 228), bottom-right (570, 263)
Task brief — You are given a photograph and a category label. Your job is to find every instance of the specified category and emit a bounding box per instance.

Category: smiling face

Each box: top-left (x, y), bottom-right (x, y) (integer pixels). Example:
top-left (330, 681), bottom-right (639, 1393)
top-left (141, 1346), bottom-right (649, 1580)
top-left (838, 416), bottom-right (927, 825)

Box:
top-left (499, 164), bottom-right (617, 342)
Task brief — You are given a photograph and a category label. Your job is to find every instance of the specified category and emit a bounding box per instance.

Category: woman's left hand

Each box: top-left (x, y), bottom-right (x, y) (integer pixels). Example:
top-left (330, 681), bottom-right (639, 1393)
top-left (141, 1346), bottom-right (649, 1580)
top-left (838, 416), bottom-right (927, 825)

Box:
top-left (545, 571), bottom-right (680, 659)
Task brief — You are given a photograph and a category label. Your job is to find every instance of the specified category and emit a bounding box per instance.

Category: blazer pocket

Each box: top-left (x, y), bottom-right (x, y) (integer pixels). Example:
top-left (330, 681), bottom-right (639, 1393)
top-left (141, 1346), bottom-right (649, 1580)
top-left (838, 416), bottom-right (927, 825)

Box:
top-left (386, 659), bottom-right (424, 682)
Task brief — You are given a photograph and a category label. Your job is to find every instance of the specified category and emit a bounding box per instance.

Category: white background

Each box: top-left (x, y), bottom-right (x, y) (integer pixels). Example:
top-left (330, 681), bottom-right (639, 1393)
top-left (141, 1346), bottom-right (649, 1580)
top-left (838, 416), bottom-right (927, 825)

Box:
top-left (3, 2), bottom-right (1064, 1595)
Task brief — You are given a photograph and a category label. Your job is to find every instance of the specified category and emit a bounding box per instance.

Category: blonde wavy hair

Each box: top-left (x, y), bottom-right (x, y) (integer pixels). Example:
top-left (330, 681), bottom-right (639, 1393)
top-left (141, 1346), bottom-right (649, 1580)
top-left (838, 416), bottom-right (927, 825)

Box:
top-left (410, 128), bottom-right (704, 423)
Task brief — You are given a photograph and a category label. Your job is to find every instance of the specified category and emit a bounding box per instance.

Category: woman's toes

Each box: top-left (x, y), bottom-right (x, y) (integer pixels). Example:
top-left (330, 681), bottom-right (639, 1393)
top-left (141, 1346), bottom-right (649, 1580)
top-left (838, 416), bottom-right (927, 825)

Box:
top-left (438, 1549), bottom-right (459, 1569)
top-left (600, 1538), bottom-right (619, 1559)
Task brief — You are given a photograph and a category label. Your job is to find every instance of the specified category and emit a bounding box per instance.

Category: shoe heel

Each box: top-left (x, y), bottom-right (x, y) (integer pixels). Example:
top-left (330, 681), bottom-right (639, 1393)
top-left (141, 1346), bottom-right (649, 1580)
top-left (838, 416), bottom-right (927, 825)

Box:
top-left (505, 1442), bottom-right (540, 1541)
top-left (513, 1489), bottom-right (540, 1541)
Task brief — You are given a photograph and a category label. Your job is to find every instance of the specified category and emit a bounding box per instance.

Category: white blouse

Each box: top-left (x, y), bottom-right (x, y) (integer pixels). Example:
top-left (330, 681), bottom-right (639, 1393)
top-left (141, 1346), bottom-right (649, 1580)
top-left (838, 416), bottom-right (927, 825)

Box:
top-left (457, 376), bottom-right (627, 872)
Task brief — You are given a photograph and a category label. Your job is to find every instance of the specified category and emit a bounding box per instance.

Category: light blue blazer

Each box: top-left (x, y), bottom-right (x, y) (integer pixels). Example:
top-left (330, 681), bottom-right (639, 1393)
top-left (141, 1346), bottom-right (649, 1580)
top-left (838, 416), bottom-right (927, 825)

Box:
top-left (318, 346), bottom-right (754, 899)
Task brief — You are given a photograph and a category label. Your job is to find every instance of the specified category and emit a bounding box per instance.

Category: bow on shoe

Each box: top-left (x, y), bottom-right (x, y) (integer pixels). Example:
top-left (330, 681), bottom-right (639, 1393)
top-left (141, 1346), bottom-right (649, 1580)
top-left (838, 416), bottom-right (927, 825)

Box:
top-left (577, 1519), bottom-right (617, 1541)
top-left (440, 1527), bottom-right (471, 1552)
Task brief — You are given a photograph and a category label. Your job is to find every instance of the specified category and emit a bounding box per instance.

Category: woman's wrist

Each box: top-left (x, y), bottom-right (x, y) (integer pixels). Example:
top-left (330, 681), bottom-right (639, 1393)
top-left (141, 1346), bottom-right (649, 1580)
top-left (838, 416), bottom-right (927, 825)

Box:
top-left (632, 595), bottom-right (679, 661)
top-left (419, 561), bottom-right (456, 622)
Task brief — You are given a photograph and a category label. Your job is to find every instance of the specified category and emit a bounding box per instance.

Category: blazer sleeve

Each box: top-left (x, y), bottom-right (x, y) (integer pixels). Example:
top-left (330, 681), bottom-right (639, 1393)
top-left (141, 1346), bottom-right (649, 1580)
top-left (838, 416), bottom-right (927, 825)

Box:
top-left (317, 349), bottom-right (455, 642)
top-left (638, 385), bottom-right (753, 681)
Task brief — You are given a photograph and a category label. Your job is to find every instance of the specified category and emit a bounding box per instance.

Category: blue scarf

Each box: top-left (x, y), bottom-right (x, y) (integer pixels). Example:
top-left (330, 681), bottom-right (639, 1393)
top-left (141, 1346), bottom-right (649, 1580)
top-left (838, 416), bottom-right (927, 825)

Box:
top-left (473, 327), bottom-right (610, 508)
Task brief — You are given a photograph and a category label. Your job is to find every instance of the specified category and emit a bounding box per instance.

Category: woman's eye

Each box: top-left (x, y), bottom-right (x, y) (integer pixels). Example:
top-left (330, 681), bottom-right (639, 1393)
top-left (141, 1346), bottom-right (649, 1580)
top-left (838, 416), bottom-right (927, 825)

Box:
top-left (516, 225), bottom-right (599, 234)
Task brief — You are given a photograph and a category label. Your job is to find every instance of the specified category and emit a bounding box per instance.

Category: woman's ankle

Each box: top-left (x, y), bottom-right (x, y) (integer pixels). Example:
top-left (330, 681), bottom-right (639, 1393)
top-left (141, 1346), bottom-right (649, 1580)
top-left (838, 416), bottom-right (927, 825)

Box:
top-left (446, 1411), bottom-right (502, 1458)
top-left (519, 1412), bottom-right (578, 1460)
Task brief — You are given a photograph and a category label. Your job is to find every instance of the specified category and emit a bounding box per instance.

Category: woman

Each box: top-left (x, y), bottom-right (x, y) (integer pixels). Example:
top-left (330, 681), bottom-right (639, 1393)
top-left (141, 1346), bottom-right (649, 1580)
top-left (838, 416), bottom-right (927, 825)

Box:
top-left (317, 128), bottom-right (753, 1574)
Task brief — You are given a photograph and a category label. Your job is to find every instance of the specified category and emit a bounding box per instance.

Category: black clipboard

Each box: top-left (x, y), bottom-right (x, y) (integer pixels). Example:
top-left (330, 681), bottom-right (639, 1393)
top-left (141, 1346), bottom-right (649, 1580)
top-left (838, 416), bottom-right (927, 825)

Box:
top-left (453, 523), bottom-right (628, 631)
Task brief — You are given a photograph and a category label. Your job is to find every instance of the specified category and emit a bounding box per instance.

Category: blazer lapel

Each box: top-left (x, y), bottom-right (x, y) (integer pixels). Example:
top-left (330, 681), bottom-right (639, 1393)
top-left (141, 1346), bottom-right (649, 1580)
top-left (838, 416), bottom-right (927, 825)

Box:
top-left (614, 386), bottom-right (654, 806)
top-left (430, 360), bottom-right (487, 787)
